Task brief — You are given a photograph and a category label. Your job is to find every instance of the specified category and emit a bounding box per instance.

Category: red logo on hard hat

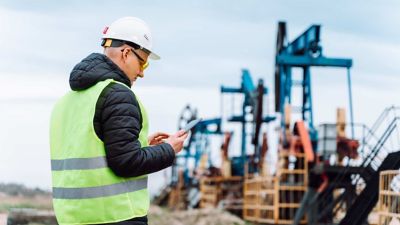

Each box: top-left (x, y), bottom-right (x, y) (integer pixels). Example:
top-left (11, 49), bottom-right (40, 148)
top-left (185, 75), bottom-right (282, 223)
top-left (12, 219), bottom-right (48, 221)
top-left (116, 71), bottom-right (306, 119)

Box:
top-left (103, 26), bottom-right (109, 34)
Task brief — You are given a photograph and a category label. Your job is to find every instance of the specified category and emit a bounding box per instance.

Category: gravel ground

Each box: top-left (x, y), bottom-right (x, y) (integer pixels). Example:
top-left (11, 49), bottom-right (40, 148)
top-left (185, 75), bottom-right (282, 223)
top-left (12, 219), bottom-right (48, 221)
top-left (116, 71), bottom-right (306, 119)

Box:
top-left (148, 205), bottom-right (252, 225)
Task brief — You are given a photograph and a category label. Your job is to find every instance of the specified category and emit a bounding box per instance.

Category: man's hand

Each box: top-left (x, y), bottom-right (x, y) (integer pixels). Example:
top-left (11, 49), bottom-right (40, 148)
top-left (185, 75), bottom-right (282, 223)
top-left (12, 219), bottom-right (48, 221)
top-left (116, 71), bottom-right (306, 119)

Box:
top-left (165, 130), bottom-right (189, 154)
top-left (148, 132), bottom-right (169, 146)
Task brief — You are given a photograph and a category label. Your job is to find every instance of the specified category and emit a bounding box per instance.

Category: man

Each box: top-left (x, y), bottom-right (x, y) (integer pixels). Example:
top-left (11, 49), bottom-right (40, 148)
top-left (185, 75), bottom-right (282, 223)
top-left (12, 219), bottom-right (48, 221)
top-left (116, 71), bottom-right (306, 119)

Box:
top-left (50, 17), bottom-right (188, 225)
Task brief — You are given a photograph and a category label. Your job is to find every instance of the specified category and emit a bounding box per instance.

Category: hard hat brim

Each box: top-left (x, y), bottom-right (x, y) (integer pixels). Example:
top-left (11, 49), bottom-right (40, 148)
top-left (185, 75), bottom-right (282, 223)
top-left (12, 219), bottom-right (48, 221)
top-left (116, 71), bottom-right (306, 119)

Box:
top-left (149, 52), bottom-right (160, 60)
top-left (102, 38), bottom-right (161, 60)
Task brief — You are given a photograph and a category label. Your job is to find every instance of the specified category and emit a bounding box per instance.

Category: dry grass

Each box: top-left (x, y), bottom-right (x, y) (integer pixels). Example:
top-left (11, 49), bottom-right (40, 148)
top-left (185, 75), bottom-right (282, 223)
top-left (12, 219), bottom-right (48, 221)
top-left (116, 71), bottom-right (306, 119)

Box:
top-left (0, 192), bottom-right (53, 212)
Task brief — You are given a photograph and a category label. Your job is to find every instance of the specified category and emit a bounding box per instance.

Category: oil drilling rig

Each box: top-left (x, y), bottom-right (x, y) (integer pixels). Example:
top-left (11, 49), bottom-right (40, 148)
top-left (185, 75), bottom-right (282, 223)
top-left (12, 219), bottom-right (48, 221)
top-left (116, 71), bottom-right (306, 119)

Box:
top-left (154, 68), bottom-right (275, 214)
top-left (154, 22), bottom-right (400, 225)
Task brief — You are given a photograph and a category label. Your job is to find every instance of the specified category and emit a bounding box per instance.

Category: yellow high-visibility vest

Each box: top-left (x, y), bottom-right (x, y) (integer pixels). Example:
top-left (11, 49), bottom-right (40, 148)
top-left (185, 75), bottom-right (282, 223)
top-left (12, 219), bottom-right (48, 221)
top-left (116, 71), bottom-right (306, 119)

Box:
top-left (50, 79), bottom-right (149, 225)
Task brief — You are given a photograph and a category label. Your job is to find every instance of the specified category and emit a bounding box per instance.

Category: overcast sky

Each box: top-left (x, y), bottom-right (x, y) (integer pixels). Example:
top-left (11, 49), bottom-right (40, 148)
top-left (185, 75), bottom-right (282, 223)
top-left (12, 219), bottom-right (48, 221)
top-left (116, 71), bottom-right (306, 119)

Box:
top-left (0, 0), bottom-right (400, 194)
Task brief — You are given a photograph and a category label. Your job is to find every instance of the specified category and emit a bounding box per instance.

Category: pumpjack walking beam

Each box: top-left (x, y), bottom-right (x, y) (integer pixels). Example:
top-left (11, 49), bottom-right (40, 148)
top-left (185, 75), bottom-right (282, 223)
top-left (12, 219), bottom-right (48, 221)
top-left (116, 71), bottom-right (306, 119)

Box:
top-left (274, 22), bottom-right (354, 141)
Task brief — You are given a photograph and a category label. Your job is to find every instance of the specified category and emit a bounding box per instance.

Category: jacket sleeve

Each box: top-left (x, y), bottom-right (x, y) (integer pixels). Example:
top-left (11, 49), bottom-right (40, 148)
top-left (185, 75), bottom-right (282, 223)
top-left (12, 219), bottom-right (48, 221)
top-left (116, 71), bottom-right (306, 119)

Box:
top-left (96, 83), bottom-right (176, 177)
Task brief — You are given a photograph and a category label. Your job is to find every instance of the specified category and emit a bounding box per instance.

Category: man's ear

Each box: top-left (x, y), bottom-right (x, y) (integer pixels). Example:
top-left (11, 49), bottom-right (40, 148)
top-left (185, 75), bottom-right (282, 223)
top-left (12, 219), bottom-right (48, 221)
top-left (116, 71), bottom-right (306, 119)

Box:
top-left (121, 48), bottom-right (129, 62)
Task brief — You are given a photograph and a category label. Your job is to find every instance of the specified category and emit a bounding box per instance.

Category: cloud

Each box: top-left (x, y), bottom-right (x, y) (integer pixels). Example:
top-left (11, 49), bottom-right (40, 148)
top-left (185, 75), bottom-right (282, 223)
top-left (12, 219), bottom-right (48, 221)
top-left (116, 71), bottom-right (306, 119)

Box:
top-left (1, 1), bottom-right (400, 90)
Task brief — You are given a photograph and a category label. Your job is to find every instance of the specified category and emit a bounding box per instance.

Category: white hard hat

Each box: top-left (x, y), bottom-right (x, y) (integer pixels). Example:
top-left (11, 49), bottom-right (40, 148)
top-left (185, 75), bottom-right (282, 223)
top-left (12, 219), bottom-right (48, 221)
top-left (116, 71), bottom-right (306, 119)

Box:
top-left (102, 17), bottom-right (160, 60)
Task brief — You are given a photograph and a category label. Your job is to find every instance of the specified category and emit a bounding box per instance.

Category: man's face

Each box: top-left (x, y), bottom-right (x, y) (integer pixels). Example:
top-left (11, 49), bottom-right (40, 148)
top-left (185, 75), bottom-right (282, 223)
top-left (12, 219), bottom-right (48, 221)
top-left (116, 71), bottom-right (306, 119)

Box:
top-left (122, 47), bottom-right (149, 83)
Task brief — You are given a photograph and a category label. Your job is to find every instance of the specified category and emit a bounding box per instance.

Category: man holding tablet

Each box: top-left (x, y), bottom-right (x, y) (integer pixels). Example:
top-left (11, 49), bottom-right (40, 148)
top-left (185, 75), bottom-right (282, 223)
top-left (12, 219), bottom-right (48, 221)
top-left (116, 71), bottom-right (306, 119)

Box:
top-left (50, 17), bottom-right (188, 225)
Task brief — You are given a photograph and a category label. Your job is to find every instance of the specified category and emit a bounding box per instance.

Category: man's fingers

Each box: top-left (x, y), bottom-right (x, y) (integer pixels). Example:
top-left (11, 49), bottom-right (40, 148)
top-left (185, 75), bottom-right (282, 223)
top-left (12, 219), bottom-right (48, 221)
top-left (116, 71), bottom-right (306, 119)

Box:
top-left (153, 132), bottom-right (169, 138)
top-left (155, 138), bottom-right (167, 143)
top-left (176, 129), bottom-right (187, 137)
top-left (179, 133), bottom-right (189, 140)
top-left (155, 135), bottom-right (168, 140)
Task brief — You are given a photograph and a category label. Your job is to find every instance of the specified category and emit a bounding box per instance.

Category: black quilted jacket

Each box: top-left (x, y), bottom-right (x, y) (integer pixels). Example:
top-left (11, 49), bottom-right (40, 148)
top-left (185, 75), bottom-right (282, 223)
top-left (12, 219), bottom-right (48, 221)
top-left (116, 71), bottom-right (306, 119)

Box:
top-left (69, 53), bottom-right (175, 224)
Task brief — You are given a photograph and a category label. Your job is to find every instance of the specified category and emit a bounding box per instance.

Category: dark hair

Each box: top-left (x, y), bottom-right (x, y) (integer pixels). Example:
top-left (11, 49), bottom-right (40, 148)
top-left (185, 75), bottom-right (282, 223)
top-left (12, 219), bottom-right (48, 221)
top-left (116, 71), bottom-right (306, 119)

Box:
top-left (101, 39), bottom-right (150, 55)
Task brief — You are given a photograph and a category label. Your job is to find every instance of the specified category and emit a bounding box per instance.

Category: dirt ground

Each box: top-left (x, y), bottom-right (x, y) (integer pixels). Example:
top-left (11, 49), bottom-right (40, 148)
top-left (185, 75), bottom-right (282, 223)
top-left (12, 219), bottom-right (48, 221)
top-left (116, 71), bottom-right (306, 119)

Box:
top-left (148, 205), bottom-right (251, 225)
top-left (0, 190), bottom-right (250, 225)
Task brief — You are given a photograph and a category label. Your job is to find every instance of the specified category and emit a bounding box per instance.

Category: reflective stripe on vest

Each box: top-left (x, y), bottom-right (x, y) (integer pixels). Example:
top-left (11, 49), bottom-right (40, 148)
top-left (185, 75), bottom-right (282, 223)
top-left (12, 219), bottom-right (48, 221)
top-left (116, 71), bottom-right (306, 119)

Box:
top-left (51, 156), bottom-right (108, 171)
top-left (50, 79), bottom-right (150, 225)
top-left (52, 177), bottom-right (148, 199)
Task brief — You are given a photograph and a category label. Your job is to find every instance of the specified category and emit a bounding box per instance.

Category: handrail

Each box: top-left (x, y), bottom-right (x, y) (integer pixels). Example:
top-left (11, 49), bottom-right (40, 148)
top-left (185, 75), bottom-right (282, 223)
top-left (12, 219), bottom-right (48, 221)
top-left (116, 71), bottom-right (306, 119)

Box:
top-left (315, 107), bottom-right (400, 222)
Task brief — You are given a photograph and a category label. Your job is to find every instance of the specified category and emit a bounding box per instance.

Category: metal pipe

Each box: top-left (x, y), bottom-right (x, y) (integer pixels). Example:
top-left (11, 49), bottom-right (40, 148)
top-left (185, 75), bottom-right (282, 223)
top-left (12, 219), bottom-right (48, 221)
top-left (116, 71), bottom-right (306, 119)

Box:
top-left (347, 68), bottom-right (355, 139)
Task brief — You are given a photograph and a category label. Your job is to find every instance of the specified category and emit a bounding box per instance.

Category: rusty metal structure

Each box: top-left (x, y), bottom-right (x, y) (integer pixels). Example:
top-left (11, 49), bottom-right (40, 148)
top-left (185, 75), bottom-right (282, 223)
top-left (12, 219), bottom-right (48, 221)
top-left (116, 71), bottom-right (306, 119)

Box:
top-left (153, 22), bottom-right (400, 225)
top-left (378, 170), bottom-right (400, 225)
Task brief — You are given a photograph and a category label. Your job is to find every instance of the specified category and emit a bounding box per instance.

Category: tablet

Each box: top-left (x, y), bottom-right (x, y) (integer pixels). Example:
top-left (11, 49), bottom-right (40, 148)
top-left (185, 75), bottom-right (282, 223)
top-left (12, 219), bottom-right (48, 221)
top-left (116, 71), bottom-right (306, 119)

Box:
top-left (183, 118), bottom-right (202, 133)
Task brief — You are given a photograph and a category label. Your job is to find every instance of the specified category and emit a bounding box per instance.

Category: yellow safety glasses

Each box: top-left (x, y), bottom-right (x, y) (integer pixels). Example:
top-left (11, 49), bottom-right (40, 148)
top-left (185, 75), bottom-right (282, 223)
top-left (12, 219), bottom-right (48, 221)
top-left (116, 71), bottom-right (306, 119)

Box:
top-left (130, 48), bottom-right (149, 71)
